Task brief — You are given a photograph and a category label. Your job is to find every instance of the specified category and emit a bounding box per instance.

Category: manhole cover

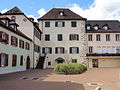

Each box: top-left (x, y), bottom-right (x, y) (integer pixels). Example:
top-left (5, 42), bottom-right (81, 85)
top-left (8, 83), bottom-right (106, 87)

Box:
top-left (20, 77), bottom-right (29, 80)
top-left (31, 77), bottom-right (40, 80)
top-left (87, 82), bottom-right (102, 86)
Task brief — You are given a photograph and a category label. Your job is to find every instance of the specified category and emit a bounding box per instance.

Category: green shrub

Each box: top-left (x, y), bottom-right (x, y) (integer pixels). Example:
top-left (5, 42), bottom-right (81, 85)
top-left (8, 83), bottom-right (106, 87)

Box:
top-left (54, 63), bottom-right (87, 74)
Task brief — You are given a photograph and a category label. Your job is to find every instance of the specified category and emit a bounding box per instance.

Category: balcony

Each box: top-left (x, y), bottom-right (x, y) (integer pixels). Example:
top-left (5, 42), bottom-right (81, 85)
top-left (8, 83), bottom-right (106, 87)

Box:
top-left (87, 53), bottom-right (120, 57)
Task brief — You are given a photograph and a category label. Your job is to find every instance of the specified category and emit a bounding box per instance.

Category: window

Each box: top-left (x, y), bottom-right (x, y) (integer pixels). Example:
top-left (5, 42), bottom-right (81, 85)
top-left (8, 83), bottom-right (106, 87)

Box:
top-left (87, 25), bottom-right (91, 30)
top-left (0, 31), bottom-right (9, 44)
top-left (55, 22), bottom-right (65, 27)
top-left (48, 61), bottom-right (51, 66)
top-left (55, 47), bottom-right (65, 54)
top-left (71, 21), bottom-right (77, 27)
top-left (88, 34), bottom-right (92, 41)
top-left (12, 55), bottom-right (17, 67)
top-left (94, 26), bottom-right (98, 30)
top-left (69, 34), bottom-right (79, 40)
top-left (11, 36), bottom-right (18, 47)
top-left (116, 34), bottom-right (120, 41)
top-left (34, 28), bottom-right (41, 40)
top-left (107, 47), bottom-right (111, 53)
top-left (59, 11), bottom-right (64, 16)
top-left (34, 44), bottom-right (40, 53)
top-left (103, 26), bottom-right (108, 30)
top-left (89, 46), bottom-right (93, 53)
top-left (102, 47), bottom-right (107, 53)
top-left (45, 34), bottom-right (50, 41)
top-left (116, 46), bottom-right (120, 53)
top-left (72, 59), bottom-right (77, 63)
top-left (70, 47), bottom-right (79, 54)
top-left (45, 22), bottom-right (50, 27)
top-left (57, 34), bottom-right (63, 41)
top-left (20, 56), bottom-right (23, 66)
top-left (26, 42), bottom-right (30, 50)
top-left (11, 16), bottom-right (16, 21)
top-left (96, 34), bottom-right (100, 41)
top-left (106, 34), bottom-right (110, 41)
top-left (19, 39), bottom-right (24, 49)
top-left (0, 53), bottom-right (8, 67)
top-left (42, 47), bottom-right (52, 54)
top-left (97, 47), bottom-right (101, 53)
top-left (112, 46), bottom-right (116, 53)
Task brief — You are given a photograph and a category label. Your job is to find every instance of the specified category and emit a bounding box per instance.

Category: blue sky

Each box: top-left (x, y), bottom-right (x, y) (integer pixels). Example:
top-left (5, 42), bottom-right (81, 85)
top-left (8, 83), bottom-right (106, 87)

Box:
top-left (1, 0), bottom-right (120, 21)
top-left (0, 0), bottom-right (93, 17)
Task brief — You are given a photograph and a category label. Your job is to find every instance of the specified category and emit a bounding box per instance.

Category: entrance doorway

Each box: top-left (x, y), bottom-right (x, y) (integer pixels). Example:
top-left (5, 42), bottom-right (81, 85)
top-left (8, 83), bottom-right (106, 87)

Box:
top-left (92, 59), bottom-right (98, 68)
top-left (26, 56), bottom-right (30, 69)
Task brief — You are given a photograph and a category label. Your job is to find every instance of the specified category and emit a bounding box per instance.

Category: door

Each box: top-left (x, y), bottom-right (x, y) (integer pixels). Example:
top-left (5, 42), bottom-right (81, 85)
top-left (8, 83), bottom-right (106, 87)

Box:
top-left (26, 56), bottom-right (30, 69)
top-left (92, 59), bottom-right (98, 68)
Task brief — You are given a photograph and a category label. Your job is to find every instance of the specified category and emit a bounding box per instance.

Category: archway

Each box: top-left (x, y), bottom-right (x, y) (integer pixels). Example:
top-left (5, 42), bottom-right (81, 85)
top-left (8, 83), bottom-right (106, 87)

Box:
top-left (26, 56), bottom-right (30, 69)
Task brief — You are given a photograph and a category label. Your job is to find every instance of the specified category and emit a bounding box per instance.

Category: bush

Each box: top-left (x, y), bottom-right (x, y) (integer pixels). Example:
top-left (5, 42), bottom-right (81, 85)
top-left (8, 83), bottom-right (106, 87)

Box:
top-left (54, 63), bottom-right (87, 74)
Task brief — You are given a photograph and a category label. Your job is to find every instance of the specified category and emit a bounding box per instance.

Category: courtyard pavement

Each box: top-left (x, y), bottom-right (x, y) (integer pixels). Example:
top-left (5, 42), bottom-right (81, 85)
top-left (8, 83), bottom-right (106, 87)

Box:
top-left (0, 68), bottom-right (120, 90)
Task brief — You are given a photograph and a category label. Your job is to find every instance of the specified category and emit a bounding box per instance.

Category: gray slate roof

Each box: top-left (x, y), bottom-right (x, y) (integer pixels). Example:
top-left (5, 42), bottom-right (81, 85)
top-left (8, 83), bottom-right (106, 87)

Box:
top-left (86, 20), bottom-right (120, 33)
top-left (38, 8), bottom-right (86, 20)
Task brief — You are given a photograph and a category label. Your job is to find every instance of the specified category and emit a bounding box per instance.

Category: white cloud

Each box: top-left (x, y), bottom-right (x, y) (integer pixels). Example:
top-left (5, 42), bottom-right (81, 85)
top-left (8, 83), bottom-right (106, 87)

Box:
top-left (27, 15), bottom-right (38, 22)
top-left (38, 8), bottom-right (47, 17)
top-left (0, 9), bottom-right (8, 13)
top-left (69, 0), bottom-right (120, 20)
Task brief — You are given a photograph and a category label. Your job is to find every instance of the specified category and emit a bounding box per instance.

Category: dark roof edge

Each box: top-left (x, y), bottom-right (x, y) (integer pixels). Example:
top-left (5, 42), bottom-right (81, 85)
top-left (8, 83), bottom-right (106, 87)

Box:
top-left (38, 18), bottom-right (87, 21)
top-left (0, 20), bottom-right (32, 41)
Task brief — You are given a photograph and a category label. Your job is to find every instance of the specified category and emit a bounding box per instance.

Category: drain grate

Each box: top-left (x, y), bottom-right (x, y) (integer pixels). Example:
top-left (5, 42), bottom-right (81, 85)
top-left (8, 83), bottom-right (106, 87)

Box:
top-left (31, 77), bottom-right (40, 80)
top-left (20, 77), bottom-right (29, 80)
top-left (87, 82), bottom-right (102, 86)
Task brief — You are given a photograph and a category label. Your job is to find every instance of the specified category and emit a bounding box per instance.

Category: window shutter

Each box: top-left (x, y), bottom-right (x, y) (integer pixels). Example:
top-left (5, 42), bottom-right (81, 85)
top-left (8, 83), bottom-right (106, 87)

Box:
top-left (55, 22), bottom-right (58, 27)
top-left (69, 35), bottom-right (71, 40)
top-left (63, 48), bottom-right (65, 54)
top-left (6, 34), bottom-right (9, 44)
top-left (62, 22), bottom-right (65, 27)
top-left (5, 54), bottom-right (8, 66)
top-left (0, 31), bottom-right (2, 41)
top-left (50, 48), bottom-right (52, 54)
top-left (55, 48), bottom-right (58, 54)
top-left (16, 38), bottom-right (18, 46)
top-left (77, 35), bottom-right (79, 40)
top-left (70, 47), bottom-right (72, 53)
top-left (42, 48), bottom-right (45, 54)
top-left (77, 47), bottom-right (79, 53)
top-left (0, 54), bottom-right (1, 67)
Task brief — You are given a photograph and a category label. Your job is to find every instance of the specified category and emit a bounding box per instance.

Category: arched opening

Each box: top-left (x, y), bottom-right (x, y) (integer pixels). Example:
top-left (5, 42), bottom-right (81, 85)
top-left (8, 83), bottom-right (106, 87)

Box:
top-left (26, 56), bottom-right (30, 69)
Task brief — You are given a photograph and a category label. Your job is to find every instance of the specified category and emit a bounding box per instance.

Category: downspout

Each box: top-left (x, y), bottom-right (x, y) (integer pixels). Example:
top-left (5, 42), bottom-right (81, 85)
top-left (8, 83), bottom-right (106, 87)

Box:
top-left (33, 27), bottom-right (35, 69)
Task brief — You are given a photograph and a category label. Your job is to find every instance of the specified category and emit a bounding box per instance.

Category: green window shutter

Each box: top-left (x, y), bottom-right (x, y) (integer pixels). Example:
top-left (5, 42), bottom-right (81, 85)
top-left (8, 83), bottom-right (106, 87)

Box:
top-left (70, 47), bottom-right (72, 53)
top-left (77, 47), bottom-right (79, 53)
top-left (45, 35), bottom-right (50, 41)
top-left (55, 22), bottom-right (58, 27)
top-left (71, 21), bottom-right (77, 27)
top-left (58, 34), bottom-right (62, 41)
top-left (50, 48), bottom-right (52, 54)
top-left (45, 22), bottom-right (50, 27)
top-left (62, 22), bottom-right (65, 27)
top-left (55, 48), bottom-right (58, 54)
top-left (42, 48), bottom-right (45, 54)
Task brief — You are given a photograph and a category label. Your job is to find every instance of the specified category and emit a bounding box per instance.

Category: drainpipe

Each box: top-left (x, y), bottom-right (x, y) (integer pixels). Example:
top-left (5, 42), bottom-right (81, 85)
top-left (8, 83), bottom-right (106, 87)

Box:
top-left (33, 28), bottom-right (35, 69)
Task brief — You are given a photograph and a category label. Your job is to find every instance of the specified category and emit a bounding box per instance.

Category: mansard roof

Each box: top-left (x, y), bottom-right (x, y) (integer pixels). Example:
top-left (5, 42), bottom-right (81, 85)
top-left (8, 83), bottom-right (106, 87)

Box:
top-left (38, 8), bottom-right (86, 20)
top-left (86, 20), bottom-right (120, 33)
top-left (4, 6), bottom-right (24, 15)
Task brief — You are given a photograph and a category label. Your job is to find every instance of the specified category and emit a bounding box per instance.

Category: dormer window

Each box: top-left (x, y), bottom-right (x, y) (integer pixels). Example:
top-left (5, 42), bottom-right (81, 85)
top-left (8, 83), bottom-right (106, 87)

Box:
top-left (103, 25), bottom-right (108, 30)
top-left (11, 16), bottom-right (16, 21)
top-left (93, 25), bottom-right (99, 30)
top-left (59, 11), bottom-right (64, 16)
top-left (87, 25), bottom-right (91, 30)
